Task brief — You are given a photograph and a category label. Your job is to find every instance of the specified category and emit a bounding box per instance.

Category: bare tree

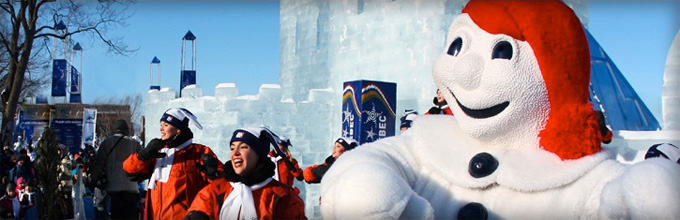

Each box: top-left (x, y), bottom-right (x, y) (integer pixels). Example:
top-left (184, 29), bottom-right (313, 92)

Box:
top-left (93, 93), bottom-right (144, 135)
top-left (0, 0), bottom-right (136, 145)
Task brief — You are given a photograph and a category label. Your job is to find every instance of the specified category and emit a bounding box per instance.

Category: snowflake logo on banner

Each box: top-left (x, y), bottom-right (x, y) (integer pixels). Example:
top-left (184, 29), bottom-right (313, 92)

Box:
top-left (342, 104), bottom-right (352, 124)
top-left (362, 103), bottom-right (383, 127)
top-left (342, 127), bottom-right (349, 137)
top-left (365, 127), bottom-right (377, 141)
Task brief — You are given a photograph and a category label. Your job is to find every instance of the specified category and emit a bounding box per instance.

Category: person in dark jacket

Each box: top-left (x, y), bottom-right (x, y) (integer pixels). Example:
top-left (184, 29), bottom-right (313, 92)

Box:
top-left (303, 137), bottom-right (358, 184)
top-left (8, 155), bottom-right (34, 185)
top-left (0, 183), bottom-right (20, 219)
top-left (90, 119), bottom-right (142, 220)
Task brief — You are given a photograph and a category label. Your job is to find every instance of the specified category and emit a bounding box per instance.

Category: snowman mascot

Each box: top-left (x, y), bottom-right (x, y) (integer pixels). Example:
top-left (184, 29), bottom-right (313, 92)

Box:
top-left (319, 1), bottom-right (680, 219)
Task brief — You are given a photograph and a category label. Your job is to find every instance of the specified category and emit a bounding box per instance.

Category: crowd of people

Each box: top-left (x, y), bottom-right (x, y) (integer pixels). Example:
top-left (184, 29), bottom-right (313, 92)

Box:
top-left (3, 93), bottom-right (678, 220)
top-left (0, 143), bottom-right (38, 219)
top-left (0, 134), bottom-right (85, 219)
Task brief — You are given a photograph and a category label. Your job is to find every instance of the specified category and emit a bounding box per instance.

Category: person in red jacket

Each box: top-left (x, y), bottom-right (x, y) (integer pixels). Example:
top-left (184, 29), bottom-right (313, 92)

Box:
top-left (303, 137), bottom-right (358, 184)
top-left (270, 136), bottom-right (303, 188)
top-left (426, 89), bottom-right (454, 115)
top-left (185, 127), bottom-right (306, 220)
top-left (123, 108), bottom-right (223, 220)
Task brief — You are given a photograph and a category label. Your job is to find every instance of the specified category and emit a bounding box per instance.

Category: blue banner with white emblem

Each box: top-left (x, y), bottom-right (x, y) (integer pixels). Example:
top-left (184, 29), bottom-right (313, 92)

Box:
top-left (52, 59), bottom-right (68, 97)
top-left (342, 80), bottom-right (397, 145)
top-left (180, 70), bottom-right (196, 95)
top-left (69, 66), bottom-right (81, 103)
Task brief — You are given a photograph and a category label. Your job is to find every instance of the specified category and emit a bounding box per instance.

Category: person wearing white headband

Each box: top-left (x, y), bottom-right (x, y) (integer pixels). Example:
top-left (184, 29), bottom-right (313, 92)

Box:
top-left (185, 126), bottom-right (306, 220)
top-left (123, 108), bottom-right (224, 220)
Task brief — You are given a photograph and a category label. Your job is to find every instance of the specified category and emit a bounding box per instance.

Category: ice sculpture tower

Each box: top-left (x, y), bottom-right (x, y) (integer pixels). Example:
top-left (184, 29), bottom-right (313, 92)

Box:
top-left (663, 31), bottom-right (680, 131)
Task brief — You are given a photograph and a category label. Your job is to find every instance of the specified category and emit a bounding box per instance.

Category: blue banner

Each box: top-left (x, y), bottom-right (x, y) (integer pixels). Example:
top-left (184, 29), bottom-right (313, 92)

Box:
top-left (342, 80), bottom-right (397, 145)
top-left (180, 70), bottom-right (196, 93)
top-left (52, 105), bottom-right (83, 154)
top-left (70, 66), bottom-right (80, 94)
top-left (16, 105), bottom-right (51, 147)
top-left (69, 94), bottom-right (81, 103)
top-left (52, 59), bottom-right (68, 97)
top-left (36, 96), bottom-right (48, 104)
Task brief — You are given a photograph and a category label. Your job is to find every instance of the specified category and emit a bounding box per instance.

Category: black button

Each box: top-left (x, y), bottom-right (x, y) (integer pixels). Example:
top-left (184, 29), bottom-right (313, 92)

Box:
top-left (468, 152), bottom-right (498, 178)
top-left (457, 202), bottom-right (488, 220)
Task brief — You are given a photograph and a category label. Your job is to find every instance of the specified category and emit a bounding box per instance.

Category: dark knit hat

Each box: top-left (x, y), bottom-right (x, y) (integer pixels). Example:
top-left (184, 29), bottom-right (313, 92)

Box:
top-left (160, 108), bottom-right (203, 131)
top-left (17, 155), bottom-right (29, 164)
top-left (5, 183), bottom-right (15, 193)
top-left (230, 127), bottom-right (286, 158)
top-left (113, 119), bottom-right (129, 135)
top-left (336, 137), bottom-right (358, 151)
top-left (645, 143), bottom-right (680, 163)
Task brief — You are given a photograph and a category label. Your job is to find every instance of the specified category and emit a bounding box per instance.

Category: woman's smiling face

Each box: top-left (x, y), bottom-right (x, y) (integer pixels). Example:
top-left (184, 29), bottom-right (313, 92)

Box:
top-left (230, 141), bottom-right (260, 176)
top-left (160, 121), bottom-right (180, 141)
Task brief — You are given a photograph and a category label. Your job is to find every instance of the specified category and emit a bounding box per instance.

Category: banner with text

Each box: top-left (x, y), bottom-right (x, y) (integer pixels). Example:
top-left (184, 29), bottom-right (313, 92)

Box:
top-left (52, 104), bottom-right (83, 154)
top-left (17, 105), bottom-right (51, 146)
top-left (342, 80), bottom-right (397, 145)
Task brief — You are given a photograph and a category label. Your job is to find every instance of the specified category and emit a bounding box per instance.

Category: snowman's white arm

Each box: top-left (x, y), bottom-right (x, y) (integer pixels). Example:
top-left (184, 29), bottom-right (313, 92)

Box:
top-left (599, 158), bottom-right (680, 219)
top-left (319, 138), bottom-right (433, 219)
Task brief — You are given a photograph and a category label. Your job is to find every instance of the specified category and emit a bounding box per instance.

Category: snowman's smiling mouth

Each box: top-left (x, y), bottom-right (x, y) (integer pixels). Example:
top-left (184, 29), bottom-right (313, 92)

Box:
top-left (451, 91), bottom-right (509, 119)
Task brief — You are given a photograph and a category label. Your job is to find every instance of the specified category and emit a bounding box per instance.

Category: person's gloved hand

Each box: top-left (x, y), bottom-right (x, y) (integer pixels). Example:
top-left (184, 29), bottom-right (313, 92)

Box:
top-left (283, 158), bottom-right (296, 170)
top-left (137, 138), bottom-right (167, 161)
top-left (325, 155), bottom-right (336, 166)
top-left (428, 106), bottom-right (441, 115)
top-left (197, 154), bottom-right (221, 180)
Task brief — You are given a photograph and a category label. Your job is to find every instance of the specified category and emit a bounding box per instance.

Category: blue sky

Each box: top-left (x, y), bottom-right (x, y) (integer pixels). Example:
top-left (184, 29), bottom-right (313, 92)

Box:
top-left (75, 1), bottom-right (679, 123)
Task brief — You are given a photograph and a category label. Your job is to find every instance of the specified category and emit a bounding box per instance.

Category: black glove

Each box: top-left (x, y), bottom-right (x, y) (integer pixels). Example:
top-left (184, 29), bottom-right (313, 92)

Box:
top-left (185, 211), bottom-right (210, 220)
top-left (428, 106), bottom-right (441, 115)
top-left (283, 157), bottom-right (296, 170)
top-left (324, 155), bottom-right (336, 166)
top-left (197, 154), bottom-right (221, 180)
top-left (137, 138), bottom-right (167, 161)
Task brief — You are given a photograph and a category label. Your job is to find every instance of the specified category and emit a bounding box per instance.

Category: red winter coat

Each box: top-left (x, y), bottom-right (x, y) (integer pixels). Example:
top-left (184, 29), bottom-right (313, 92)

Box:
top-left (123, 143), bottom-right (223, 220)
top-left (269, 152), bottom-right (303, 187)
top-left (187, 178), bottom-right (307, 220)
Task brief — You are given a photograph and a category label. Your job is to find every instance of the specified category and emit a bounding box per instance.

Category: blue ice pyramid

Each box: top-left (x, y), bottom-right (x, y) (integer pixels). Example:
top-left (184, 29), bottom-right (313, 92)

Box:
top-left (586, 29), bottom-right (660, 131)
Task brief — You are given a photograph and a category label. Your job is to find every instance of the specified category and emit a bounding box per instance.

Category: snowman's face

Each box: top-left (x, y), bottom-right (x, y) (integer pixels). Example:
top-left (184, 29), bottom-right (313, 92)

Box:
top-left (432, 14), bottom-right (550, 147)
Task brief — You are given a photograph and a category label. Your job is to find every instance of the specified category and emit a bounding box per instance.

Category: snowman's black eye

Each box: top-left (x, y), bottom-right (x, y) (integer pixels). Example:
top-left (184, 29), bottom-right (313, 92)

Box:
top-left (447, 37), bottom-right (463, 57)
top-left (492, 41), bottom-right (512, 60)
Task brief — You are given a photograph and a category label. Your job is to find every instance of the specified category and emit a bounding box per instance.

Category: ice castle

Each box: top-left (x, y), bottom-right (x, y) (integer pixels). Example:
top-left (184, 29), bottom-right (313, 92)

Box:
top-left (144, 1), bottom-right (678, 218)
